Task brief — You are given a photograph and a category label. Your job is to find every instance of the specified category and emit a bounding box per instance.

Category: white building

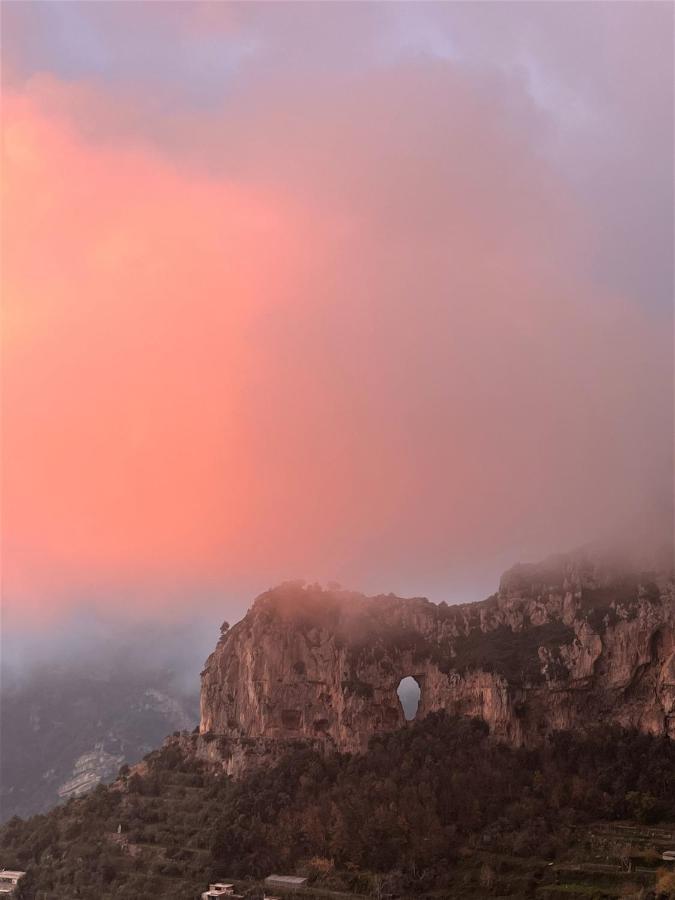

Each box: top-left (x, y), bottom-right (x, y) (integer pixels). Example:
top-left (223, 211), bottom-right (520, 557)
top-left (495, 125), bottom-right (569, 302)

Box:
top-left (0, 870), bottom-right (26, 895)
top-left (201, 883), bottom-right (236, 899)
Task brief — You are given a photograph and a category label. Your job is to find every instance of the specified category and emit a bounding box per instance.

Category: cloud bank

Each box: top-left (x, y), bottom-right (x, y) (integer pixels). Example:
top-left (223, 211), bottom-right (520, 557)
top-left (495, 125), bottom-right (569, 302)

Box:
top-left (1, 3), bottom-right (672, 624)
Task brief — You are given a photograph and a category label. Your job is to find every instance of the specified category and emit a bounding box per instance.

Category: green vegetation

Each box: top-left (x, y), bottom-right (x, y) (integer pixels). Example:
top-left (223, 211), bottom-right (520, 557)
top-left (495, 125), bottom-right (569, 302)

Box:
top-left (579, 580), bottom-right (638, 632)
top-left (2, 714), bottom-right (674, 899)
top-left (448, 621), bottom-right (575, 682)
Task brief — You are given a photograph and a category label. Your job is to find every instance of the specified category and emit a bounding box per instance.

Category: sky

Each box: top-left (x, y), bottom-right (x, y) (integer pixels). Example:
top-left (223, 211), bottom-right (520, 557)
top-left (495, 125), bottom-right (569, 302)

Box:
top-left (1, 2), bottom-right (673, 636)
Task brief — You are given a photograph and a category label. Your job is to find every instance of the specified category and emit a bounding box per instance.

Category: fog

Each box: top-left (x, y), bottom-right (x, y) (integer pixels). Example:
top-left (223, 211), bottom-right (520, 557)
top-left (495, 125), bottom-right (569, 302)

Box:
top-left (0, 611), bottom-right (220, 701)
top-left (1, 2), bottom-right (672, 644)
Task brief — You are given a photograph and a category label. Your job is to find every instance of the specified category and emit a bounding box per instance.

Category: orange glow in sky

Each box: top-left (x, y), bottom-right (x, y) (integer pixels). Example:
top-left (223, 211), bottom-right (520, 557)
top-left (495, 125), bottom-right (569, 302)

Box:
top-left (2, 3), bottom-right (672, 623)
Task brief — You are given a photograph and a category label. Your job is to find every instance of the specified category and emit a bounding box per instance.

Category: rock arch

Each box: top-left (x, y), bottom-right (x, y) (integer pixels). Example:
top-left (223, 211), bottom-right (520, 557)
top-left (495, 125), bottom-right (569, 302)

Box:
top-left (200, 573), bottom-right (675, 756)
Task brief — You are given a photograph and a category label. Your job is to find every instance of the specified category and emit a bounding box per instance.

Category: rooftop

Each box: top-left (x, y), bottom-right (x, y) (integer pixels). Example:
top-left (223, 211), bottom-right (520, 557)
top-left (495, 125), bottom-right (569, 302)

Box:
top-left (264, 875), bottom-right (308, 886)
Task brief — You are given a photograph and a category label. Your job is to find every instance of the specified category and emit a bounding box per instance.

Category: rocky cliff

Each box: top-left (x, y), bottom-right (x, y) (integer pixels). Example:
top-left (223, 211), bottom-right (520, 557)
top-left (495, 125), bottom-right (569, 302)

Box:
top-left (199, 549), bottom-right (674, 770)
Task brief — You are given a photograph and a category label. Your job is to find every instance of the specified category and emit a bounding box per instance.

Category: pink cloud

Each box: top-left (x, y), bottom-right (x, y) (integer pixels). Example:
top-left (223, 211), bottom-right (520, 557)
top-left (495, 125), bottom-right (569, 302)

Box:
top-left (1, 63), bottom-right (670, 622)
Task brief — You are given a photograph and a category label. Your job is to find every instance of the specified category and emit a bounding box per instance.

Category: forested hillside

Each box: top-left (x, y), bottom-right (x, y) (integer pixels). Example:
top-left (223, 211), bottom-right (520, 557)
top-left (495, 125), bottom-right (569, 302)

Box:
top-left (3, 714), bottom-right (675, 899)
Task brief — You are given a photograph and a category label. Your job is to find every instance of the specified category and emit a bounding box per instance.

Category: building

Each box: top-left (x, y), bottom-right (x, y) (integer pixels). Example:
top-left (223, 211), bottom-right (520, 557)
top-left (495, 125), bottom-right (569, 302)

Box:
top-left (201, 883), bottom-right (237, 899)
top-left (0, 870), bottom-right (26, 895)
top-left (264, 875), bottom-right (308, 891)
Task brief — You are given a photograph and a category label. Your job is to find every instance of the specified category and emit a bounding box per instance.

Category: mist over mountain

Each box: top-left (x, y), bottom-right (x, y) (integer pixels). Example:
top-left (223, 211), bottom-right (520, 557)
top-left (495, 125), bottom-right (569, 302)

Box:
top-left (3, 540), bottom-right (671, 826)
top-left (0, 619), bottom-right (214, 822)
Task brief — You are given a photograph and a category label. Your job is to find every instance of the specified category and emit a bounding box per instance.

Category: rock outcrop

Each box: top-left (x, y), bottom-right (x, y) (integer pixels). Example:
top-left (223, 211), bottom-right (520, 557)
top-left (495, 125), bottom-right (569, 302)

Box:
top-left (57, 745), bottom-right (124, 800)
top-left (199, 549), bottom-right (674, 772)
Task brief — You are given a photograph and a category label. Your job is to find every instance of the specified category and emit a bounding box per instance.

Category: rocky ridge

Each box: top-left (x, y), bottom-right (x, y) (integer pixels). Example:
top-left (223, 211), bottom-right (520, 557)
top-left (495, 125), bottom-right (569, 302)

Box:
top-left (196, 549), bottom-right (674, 775)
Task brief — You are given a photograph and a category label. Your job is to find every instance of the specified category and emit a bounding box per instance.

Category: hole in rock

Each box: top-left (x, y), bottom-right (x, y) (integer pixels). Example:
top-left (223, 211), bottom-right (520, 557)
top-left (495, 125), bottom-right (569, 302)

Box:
top-left (396, 676), bottom-right (421, 721)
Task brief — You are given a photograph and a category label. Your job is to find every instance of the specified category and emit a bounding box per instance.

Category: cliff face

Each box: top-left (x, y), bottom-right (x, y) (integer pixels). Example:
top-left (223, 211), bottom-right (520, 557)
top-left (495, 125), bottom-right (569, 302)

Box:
top-left (200, 551), bottom-right (674, 763)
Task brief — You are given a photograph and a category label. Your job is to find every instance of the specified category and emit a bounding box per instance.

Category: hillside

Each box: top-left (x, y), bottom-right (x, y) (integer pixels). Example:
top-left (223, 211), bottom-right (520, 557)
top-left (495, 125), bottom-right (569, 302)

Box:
top-left (3, 548), bottom-right (674, 898)
top-left (2, 714), bottom-right (675, 898)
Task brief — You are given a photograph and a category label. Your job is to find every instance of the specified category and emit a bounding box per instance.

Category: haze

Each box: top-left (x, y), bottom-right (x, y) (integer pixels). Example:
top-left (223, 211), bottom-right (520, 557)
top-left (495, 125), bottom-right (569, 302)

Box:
top-left (1, 2), bottom-right (672, 646)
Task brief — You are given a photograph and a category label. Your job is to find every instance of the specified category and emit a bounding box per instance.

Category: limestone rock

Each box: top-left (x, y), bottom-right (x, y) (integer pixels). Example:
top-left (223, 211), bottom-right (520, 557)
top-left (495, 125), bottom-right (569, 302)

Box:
top-left (199, 550), bottom-right (674, 770)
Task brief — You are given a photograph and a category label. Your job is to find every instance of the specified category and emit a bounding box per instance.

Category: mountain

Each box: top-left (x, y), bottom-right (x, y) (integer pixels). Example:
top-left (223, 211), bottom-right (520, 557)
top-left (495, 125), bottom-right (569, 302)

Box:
top-left (198, 548), bottom-right (673, 776)
top-left (2, 548), bottom-right (674, 899)
top-left (0, 660), bottom-right (199, 823)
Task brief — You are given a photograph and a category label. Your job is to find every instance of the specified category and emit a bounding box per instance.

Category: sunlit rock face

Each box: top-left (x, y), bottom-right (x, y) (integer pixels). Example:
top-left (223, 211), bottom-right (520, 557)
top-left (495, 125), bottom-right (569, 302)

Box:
top-left (200, 550), bottom-right (674, 765)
